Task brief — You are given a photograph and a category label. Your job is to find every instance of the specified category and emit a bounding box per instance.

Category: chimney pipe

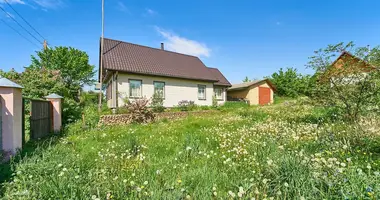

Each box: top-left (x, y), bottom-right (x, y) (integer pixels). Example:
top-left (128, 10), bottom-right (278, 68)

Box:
top-left (161, 43), bottom-right (164, 50)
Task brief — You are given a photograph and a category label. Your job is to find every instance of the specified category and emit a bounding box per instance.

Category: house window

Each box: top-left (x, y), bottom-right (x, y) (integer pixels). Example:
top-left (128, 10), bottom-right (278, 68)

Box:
top-left (153, 81), bottom-right (165, 98)
top-left (214, 88), bottom-right (223, 100)
top-left (198, 85), bottom-right (206, 100)
top-left (129, 79), bottom-right (142, 97)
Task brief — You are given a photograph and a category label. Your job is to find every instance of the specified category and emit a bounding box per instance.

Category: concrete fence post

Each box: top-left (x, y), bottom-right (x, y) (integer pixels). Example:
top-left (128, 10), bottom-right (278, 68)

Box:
top-left (0, 77), bottom-right (23, 155)
top-left (44, 93), bottom-right (63, 132)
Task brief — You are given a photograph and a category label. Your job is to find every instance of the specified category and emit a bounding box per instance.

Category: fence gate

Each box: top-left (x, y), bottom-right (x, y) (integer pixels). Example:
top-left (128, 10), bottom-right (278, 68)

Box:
top-left (30, 99), bottom-right (53, 139)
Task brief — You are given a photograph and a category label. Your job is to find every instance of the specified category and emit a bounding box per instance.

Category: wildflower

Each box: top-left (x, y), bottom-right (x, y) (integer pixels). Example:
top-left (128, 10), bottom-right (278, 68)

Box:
top-left (91, 195), bottom-right (97, 199)
top-left (284, 182), bottom-right (289, 187)
top-left (213, 191), bottom-right (217, 196)
top-left (62, 168), bottom-right (67, 172)
top-left (130, 181), bottom-right (135, 185)
top-left (58, 172), bottom-right (64, 177)
top-left (144, 181), bottom-right (148, 185)
top-left (156, 170), bottom-right (161, 175)
top-left (75, 175), bottom-right (80, 179)
top-left (136, 187), bottom-right (142, 192)
top-left (58, 164), bottom-right (63, 168)
top-left (113, 176), bottom-right (118, 181)
top-left (228, 191), bottom-right (236, 198)
top-left (346, 158), bottom-right (352, 162)
top-left (254, 188), bottom-right (260, 194)
top-left (132, 173), bottom-right (135, 177)
top-left (186, 195), bottom-right (191, 199)
top-left (340, 163), bottom-right (346, 167)
top-left (186, 146), bottom-right (192, 151)
top-left (262, 178), bottom-right (268, 184)
top-left (123, 179), bottom-right (127, 183)
top-left (367, 165), bottom-right (372, 170)
top-left (177, 179), bottom-right (182, 184)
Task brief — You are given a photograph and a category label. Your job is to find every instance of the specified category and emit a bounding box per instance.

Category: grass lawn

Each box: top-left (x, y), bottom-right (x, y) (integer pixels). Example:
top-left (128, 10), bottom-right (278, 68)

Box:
top-left (2, 102), bottom-right (380, 199)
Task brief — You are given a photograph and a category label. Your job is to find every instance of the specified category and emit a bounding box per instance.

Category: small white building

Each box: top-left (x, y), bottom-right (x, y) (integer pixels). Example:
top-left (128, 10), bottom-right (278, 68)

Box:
top-left (100, 38), bottom-right (231, 108)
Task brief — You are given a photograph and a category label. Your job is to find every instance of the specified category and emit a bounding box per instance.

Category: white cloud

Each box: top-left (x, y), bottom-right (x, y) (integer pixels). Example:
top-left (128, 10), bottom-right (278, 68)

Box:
top-left (32, 0), bottom-right (64, 9)
top-left (156, 27), bottom-right (211, 58)
top-left (117, 1), bottom-right (129, 13)
top-left (145, 8), bottom-right (157, 15)
top-left (0, 0), bottom-right (25, 4)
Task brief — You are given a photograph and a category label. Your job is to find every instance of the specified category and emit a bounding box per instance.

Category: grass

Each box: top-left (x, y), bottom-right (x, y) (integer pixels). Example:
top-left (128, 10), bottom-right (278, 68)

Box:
top-left (1, 101), bottom-right (380, 199)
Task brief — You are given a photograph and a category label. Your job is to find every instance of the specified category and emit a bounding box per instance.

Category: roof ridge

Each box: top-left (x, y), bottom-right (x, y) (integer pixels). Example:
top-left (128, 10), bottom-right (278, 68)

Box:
top-left (103, 37), bottom-right (200, 59)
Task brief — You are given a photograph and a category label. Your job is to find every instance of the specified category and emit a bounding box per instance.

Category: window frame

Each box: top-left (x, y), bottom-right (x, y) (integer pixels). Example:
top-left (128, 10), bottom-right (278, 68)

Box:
top-left (153, 81), bottom-right (165, 99)
top-left (198, 84), bottom-right (207, 100)
top-left (214, 87), bottom-right (224, 100)
top-left (129, 79), bottom-right (143, 98)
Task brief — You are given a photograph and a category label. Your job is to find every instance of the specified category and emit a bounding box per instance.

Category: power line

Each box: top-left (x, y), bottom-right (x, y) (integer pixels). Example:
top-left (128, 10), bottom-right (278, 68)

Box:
top-left (4, 0), bottom-right (46, 41)
top-left (0, 6), bottom-right (43, 44)
top-left (0, 18), bottom-right (40, 48)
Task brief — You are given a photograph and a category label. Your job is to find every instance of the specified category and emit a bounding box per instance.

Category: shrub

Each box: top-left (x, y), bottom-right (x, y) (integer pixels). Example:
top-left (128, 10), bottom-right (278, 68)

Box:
top-left (307, 42), bottom-right (380, 122)
top-left (178, 100), bottom-right (196, 111)
top-left (212, 96), bottom-right (218, 108)
top-left (151, 93), bottom-right (165, 113)
top-left (221, 101), bottom-right (249, 109)
top-left (125, 98), bottom-right (155, 123)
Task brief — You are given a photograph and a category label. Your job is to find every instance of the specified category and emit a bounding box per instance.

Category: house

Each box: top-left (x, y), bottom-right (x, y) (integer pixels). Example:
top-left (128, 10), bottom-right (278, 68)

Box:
top-left (227, 79), bottom-right (275, 105)
top-left (320, 51), bottom-right (376, 83)
top-left (99, 38), bottom-right (231, 108)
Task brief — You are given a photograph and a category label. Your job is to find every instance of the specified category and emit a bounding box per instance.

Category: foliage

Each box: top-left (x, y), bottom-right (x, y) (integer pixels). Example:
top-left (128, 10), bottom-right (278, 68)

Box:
top-left (177, 100), bottom-right (196, 111)
top-left (268, 67), bottom-right (315, 97)
top-left (221, 101), bottom-right (249, 110)
top-left (307, 42), bottom-right (380, 121)
top-left (242, 76), bottom-right (250, 82)
top-left (212, 95), bottom-right (218, 108)
top-left (151, 93), bottom-right (165, 113)
top-left (3, 102), bottom-right (380, 199)
top-left (0, 46), bottom-right (96, 125)
top-left (32, 46), bottom-right (95, 100)
top-left (125, 98), bottom-right (155, 123)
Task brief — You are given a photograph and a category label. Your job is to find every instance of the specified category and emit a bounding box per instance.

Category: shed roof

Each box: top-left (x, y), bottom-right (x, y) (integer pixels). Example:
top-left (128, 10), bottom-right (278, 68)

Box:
top-left (0, 77), bottom-right (23, 88)
top-left (228, 79), bottom-right (275, 91)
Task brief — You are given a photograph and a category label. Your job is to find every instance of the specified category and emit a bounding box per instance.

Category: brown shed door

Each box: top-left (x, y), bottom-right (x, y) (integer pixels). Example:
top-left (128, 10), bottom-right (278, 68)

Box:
top-left (259, 87), bottom-right (271, 105)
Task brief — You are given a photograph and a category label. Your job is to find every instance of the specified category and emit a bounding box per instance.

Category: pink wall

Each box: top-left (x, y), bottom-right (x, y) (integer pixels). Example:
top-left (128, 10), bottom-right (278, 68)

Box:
top-left (46, 98), bottom-right (62, 132)
top-left (0, 87), bottom-right (22, 153)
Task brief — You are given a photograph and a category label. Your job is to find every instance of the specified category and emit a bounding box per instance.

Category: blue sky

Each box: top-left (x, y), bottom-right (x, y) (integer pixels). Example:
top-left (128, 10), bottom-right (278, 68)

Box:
top-left (1, 0), bottom-right (380, 85)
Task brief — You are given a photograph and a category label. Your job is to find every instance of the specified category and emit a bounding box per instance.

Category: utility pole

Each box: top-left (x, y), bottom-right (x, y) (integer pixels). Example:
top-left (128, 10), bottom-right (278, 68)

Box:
top-left (43, 40), bottom-right (47, 50)
top-left (98, 0), bottom-right (104, 112)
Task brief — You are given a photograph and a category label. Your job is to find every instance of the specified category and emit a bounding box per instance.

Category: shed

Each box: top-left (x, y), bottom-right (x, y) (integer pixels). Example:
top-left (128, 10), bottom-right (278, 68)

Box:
top-left (227, 79), bottom-right (275, 105)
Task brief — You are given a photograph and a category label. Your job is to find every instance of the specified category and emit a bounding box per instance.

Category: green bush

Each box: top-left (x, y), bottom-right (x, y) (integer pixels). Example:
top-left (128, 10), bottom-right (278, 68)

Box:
top-left (221, 101), bottom-right (249, 110)
top-left (151, 93), bottom-right (165, 113)
top-left (177, 100), bottom-right (196, 111)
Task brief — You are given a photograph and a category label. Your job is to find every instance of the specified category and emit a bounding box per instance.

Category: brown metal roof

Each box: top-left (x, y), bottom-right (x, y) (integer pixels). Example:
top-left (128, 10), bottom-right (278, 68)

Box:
top-left (101, 38), bottom-right (227, 83)
top-left (208, 67), bottom-right (231, 86)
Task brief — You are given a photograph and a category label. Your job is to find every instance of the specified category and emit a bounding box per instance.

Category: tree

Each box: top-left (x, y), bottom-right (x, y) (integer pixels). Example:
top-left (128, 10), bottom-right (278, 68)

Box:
top-left (268, 67), bottom-right (314, 97)
top-left (1, 46), bottom-right (96, 124)
top-left (242, 76), bottom-right (250, 82)
top-left (307, 42), bottom-right (380, 121)
top-left (31, 46), bottom-right (95, 100)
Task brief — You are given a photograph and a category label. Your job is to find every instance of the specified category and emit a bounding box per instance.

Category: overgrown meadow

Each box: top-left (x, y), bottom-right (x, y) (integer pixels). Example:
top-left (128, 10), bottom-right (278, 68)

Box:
top-left (2, 101), bottom-right (380, 199)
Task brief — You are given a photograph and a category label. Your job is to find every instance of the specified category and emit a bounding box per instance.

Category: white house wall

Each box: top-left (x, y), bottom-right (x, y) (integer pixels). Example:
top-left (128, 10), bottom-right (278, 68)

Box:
top-left (115, 73), bottom-right (225, 107)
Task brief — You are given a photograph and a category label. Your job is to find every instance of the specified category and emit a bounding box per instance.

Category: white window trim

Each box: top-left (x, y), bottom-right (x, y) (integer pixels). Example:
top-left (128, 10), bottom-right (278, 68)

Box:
top-left (129, 79), bottom-right (142, 98)
top-left (198, 85), bottom-right (206, 100)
